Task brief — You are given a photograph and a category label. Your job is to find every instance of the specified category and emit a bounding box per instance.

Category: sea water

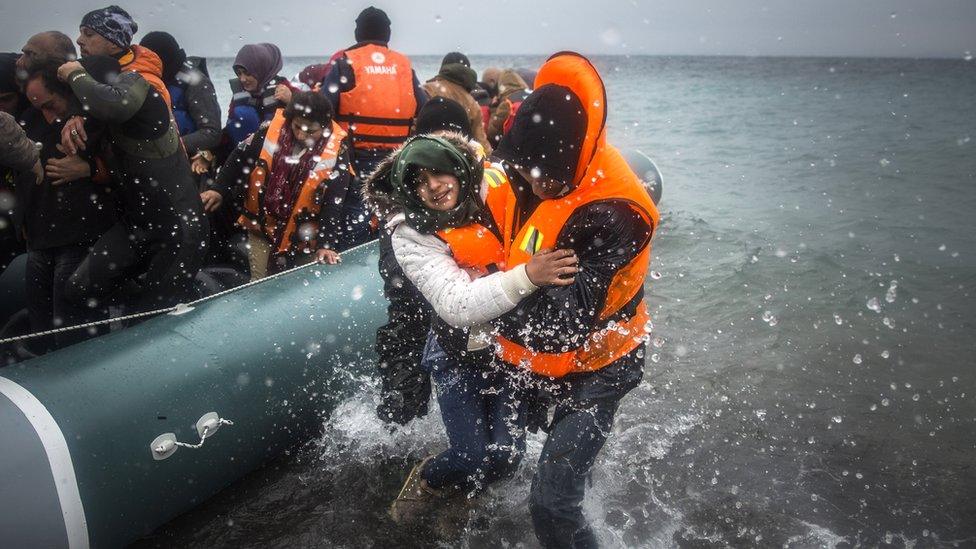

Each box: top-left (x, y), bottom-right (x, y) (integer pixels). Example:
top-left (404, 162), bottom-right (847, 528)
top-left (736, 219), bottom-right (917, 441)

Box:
top-left (136, 55), bottom-right (976, 548)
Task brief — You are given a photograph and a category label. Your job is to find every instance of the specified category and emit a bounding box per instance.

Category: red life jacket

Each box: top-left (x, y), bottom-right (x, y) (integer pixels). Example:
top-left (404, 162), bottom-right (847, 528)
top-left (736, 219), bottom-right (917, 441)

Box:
top-left (335, 44), bottom-right (417, 150)
top-left (501, 89), bottom-right (531, 136)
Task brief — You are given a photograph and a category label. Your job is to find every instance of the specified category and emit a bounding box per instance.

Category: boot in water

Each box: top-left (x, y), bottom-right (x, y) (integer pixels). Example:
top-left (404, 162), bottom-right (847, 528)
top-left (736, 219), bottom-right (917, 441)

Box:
top-left (390, 455), bottom-right (452, 524)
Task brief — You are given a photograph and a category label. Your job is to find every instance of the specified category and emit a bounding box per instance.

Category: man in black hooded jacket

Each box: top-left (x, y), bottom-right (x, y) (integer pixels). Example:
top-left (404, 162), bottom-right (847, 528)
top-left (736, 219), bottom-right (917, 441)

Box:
top-left (492, 52), bottom-right (658, 548)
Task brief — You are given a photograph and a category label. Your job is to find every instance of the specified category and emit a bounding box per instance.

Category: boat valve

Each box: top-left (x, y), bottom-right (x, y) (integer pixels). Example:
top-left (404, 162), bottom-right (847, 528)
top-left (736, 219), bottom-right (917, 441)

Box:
top-left (150, 412), bottom-right (234, 461)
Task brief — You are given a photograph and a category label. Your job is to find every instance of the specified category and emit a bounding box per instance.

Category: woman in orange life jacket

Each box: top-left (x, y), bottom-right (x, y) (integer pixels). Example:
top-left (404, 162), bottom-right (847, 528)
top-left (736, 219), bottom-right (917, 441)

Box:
top-left (362, 132), bottom-right (579, 524)
top-left (491, 51), bottom-right (659, 548)
top-left (208, 91), bottom-right (354, 280)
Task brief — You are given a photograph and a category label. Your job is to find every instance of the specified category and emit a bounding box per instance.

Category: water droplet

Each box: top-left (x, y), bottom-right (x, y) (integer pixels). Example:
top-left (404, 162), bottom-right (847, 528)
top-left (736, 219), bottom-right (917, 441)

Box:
top-left (832, 415), bottom-right (842, 423)
top-left (351, 285), bottom-right (364, 300)
top-left (434, 14), bottom-right (442, 23)
top-left (866, 297), bottom-right (882, 313)
top-left (649, 270), bottom-right (662, 280)
top-left (852, 354), bottom-right (862, 365)
top-left (833, 313), bottom-right (844, 325)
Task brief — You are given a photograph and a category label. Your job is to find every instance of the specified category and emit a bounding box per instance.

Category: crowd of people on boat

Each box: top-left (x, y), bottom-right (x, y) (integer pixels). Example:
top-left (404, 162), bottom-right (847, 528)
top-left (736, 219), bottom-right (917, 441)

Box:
top-left (0, 5), bottom-right (659, 547)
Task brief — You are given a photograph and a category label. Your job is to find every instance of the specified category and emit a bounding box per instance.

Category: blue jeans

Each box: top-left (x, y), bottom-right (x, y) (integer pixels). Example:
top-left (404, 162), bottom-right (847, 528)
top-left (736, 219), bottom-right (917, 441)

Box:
top-left (420, 333), bottom-right (527, 492)
top-left (530, 345), bottom-right (645, 549)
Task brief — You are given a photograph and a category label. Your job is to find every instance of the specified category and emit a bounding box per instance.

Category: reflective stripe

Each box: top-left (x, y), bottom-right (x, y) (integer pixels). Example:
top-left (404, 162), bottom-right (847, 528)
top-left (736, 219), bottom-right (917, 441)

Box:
top-left (334, 114), bottom-right (413, 126)
top-left (0, 377), bottom-right (89, 549)
top-left (519, 226), bottom-right (543, 254)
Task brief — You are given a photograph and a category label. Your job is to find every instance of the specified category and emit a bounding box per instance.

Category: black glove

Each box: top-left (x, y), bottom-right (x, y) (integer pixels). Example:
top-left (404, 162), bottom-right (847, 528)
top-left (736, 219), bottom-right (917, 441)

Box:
top-left (377, 369), bottom-right (431, 425)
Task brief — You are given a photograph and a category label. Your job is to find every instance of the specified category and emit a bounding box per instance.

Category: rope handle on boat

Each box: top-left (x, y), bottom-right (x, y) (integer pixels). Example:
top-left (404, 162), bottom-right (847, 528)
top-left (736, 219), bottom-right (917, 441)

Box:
top-left (173, 418), bottom-right (235, 450)
top-left (0, 240), bottom-right (373, 346)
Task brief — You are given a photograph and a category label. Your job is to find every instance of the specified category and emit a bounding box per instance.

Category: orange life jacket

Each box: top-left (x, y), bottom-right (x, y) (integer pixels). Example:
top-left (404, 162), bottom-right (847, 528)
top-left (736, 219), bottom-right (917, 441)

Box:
top-left (433, 163), bottom-right (511, 274)
top-left (429, 164), bottom-right (511, 358)
top-left (120, 45), bottom-right (172, 108)
top-left (239, 109), bottom-right (348, 255)
top-left (495, 52), bottom-right (661, 378)
top-left (335, 44), bottom-right (417, 150)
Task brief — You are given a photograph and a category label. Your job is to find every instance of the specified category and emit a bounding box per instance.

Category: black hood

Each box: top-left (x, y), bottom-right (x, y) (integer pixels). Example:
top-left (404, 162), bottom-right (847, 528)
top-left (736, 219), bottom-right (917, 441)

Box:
top-left (494, 83), bottom-right (587, 187)
top-left (139, 31), bottom-right (186, 84)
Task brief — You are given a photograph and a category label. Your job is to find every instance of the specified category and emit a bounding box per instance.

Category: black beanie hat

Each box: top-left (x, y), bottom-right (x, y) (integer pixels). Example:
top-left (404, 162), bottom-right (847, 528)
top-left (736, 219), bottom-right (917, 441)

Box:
top-left (437, 63), bottom-right (477, 92)
top-left (355, 7), bottom-right (392, 43)
top-left (80, 55), bottom-right (122, 84)
top-left (494, 84), bottom-right (588, 188)
top-left (414, 96), bottom-right (471, 137)
top-left (139, 31), bottom-right (186, 84)
top-left (441, 51), bottom-right (470, 69)
top-left (81, 5), bottom-right (138, 49)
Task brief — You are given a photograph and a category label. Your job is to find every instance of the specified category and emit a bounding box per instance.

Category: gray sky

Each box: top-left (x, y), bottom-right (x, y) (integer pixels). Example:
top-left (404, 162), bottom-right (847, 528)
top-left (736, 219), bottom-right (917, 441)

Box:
top-left (1, 0), bottom-right (974, 58)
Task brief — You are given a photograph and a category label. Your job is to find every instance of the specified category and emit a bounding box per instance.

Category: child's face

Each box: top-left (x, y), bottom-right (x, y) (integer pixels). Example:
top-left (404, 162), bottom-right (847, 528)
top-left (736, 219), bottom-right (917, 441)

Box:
top-left (415, 169), bottom-right (460, 211)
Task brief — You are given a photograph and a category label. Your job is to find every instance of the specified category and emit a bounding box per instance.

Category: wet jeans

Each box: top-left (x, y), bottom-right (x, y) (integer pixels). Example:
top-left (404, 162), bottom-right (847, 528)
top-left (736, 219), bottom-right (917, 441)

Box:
top-left (25, 244), bottom-right (107, 351)
top-left (420, 333), bottom-right (528, 492)
top-left (530, 344), bottom-right (645, 549)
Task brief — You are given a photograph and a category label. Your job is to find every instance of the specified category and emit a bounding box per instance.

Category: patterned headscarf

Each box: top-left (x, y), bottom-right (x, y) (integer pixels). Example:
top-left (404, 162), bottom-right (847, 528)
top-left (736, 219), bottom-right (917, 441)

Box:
top-left (81, 5), bottom-right (138, 49)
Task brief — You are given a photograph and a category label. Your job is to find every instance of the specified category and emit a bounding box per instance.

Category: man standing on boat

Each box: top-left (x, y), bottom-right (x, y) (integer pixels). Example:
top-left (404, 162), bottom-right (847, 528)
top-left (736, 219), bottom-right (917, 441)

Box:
top-left (320, 6), bottom-right (428, 249)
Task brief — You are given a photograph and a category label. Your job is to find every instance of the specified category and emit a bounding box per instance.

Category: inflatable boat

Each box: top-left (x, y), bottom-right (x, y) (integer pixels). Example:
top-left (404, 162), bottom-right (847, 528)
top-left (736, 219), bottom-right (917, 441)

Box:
top-left (0, 150), bottom-right (662, 548)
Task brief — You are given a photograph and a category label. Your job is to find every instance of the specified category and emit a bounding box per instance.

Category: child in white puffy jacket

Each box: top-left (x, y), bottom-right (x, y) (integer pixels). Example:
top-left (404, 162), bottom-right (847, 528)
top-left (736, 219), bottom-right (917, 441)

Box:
top-left (364, 132), bottom-right (577, 524)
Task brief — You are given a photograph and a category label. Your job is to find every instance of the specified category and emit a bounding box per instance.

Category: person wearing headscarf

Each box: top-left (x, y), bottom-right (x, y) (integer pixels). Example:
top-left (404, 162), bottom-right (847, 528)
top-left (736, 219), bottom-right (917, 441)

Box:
top-left (76, 5), bottom-right (171, 106)
top-left (364, 133), bottom-right (577, 524)
top-left (211, 91), bottom-right (354, 279)
top-left (221, 42), bottom-right (292, 148)
top-left (55, 55), bottom-right (207, 314)
top-left (422, 56), bottom-right (491, 152)
top-left (320, 6), bottom-right (429, 250)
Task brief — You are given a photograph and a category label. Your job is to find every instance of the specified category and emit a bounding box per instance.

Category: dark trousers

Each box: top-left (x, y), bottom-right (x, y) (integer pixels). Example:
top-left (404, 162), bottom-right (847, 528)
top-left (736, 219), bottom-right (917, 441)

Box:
top-left (375, 229), bottom-right (432, 424)
top-left (65, 223), bottom-right (205, 315)
top-left (421, 333), bottom-right (528, 492)
top-left (530, 345), bottom-right (645, 549)
top-left (25, 244), bottom-right (107, 351)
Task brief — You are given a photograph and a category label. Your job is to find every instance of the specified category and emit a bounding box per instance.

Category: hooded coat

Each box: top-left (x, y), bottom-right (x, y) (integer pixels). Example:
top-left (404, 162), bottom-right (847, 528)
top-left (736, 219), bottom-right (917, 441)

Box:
top-left (486, 69), bottom-right (529, 144)
top-left (491, 51), bottom-right (659, 366)
top-left (363, 132), bottom-right (537, 348)
top-left (422, 64), bottom-right (491, 153)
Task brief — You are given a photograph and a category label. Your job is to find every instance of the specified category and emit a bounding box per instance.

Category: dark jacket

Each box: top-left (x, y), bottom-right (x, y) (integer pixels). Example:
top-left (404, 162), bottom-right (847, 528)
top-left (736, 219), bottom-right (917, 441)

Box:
top-left (17, 108), bottom-right (115, 250)
top-left (212, 124), bottom-right (355, 252)
top-left (67, 68), bottom-right (204, 241)
top-left (170, 57), bottom-right (222, 155)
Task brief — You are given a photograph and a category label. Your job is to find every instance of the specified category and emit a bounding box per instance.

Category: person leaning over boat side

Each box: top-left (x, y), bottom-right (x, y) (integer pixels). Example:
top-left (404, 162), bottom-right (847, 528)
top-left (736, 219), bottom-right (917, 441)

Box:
top-left (56, 55), bottom-right (207, 314)
top-left (320, 6), bottom-right (429, 250)
top-left (75, 5), bottom-right (171, 107)
top-left (491, 52), bottom-right (660, 548)
top-left (211, 91), bottom-right (353, 279)
top-left (17, 64), bottom-right (115, 351)
top-left (374, 97), bottom-right (479, 425)
top-left (363, 132), bottom-right (578, 525)
top-left (422, 55), bottom-right (491, 153)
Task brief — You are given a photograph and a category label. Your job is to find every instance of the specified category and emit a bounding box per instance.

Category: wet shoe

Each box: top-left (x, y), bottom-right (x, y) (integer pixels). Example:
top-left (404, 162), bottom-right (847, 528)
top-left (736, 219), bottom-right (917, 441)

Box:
top-left (390, 455), bottom-right (446, 524)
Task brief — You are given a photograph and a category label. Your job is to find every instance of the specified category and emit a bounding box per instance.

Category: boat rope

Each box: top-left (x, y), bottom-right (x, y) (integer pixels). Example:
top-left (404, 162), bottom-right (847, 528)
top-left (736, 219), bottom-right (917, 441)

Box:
top-left (172, 418), bottom-right (235, 451)
top-left (0, 240), bottom-right (373, 347)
